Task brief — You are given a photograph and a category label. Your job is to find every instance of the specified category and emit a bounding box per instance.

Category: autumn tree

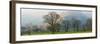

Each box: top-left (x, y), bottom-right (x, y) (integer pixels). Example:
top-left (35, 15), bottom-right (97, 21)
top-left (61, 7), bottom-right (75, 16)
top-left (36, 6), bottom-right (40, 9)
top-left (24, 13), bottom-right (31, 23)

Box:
top-left (43, 12), bottom-right (61, 34)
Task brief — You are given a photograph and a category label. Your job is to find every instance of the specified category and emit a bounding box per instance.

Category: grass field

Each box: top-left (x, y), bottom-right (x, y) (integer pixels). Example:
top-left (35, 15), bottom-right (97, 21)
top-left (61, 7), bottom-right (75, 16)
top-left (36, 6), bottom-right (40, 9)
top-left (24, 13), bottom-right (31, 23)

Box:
top-left (21, 29), bottom-right (92, 36)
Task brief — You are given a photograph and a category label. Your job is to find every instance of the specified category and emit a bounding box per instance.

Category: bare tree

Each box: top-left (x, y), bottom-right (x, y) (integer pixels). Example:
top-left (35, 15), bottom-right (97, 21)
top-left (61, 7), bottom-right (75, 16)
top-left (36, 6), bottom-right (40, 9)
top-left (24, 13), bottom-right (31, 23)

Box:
top-left (26, 23), bottom-right (33, 35)
top-left (62, 20), bottom-right (70, 32)
top-left (43, 12), bottom-right (61, 34)
top-left (72, 18), bottom-right (81, 32)
top-left (75, 20), bottom-right (81, 31)
top-left (86, 18), bottom-right (92, 31)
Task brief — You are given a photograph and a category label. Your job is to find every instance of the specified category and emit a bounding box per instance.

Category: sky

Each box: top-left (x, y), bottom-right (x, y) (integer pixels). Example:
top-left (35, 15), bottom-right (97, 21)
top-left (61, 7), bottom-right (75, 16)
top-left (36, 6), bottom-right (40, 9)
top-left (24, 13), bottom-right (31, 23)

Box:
top-left (21, 8), bottom-right (92, 26)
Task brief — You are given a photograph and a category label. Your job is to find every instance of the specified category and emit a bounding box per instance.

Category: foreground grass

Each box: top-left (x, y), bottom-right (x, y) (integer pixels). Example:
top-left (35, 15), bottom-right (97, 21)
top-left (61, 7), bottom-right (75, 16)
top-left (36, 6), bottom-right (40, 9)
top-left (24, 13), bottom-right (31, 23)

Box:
top-left (21, 29), bottom-right (92, 36)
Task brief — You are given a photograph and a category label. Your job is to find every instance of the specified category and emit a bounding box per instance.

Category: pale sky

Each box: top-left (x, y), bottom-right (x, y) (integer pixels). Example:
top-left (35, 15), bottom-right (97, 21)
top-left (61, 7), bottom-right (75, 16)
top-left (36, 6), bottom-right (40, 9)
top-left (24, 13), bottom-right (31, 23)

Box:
top-left (21, 8), bottom-right (92, 26)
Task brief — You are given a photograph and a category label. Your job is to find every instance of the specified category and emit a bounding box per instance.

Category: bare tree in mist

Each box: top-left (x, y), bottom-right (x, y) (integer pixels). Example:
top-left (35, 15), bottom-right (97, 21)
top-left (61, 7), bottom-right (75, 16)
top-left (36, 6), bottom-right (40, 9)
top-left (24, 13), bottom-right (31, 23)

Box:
top-left (43, 12), bottom-right (61, 34)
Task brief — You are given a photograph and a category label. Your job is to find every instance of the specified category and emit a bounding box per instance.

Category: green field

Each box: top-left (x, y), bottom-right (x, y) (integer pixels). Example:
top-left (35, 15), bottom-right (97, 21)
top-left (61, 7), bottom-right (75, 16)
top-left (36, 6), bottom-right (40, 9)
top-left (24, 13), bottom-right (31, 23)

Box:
top-left (21, 29), bottom-right (92, 36)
